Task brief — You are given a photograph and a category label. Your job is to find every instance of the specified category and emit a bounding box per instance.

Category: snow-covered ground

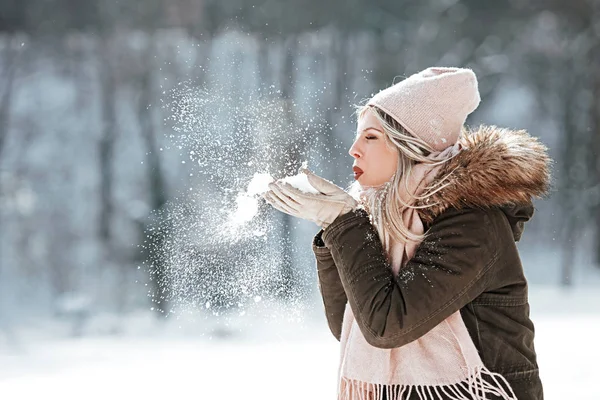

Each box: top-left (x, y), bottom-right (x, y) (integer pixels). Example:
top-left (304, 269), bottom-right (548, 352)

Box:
top-left (0, 285), bottom-right (599, 400)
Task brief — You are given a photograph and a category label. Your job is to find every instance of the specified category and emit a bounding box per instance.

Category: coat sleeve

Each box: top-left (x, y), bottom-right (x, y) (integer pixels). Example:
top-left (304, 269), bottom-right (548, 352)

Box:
top-left (312, 229), bottom-right (347, 341)
top-left (320, 206), bottom-right (499, 348)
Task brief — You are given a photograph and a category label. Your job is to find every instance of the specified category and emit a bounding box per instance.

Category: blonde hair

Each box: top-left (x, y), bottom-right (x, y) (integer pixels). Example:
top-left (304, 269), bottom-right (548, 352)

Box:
top-left (347, 105), bottom-right (459, 255)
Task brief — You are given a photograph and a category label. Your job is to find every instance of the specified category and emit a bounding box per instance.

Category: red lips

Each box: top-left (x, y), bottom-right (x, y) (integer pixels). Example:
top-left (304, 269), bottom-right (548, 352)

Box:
top-left (353, 166), bottom-right (363, 179)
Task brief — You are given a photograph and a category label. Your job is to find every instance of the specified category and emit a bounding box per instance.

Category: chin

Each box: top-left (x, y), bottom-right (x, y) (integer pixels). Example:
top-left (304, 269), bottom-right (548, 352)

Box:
top-left (360, 178), bottom-right (389, 189)
top-left (358, 181), bottom-right (377, 189)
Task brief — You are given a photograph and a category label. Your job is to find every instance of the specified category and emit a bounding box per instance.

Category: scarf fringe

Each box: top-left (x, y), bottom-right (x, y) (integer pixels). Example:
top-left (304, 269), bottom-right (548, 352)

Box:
top-left (338, 365), bottom-right (517, 400)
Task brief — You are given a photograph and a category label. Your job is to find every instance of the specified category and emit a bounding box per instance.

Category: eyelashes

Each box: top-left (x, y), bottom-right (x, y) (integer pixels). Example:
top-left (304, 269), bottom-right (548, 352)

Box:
top-left (353, 135), bottom-right (378, 142)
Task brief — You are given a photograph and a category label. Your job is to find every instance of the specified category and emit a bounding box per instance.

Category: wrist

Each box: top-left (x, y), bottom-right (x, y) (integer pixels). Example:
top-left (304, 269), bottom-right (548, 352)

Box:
top-left (317, 219), bottom-right (329, 230)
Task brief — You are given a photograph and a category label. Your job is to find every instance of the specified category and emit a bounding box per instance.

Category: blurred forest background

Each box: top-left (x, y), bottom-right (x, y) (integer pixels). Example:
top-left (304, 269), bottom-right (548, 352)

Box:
top-left (1, 0), bottom-right (600, 338)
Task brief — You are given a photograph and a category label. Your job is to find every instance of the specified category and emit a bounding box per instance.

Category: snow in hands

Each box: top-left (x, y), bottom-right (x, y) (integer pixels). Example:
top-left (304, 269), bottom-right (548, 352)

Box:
top-left (149, 77), bottom-right (330, 320)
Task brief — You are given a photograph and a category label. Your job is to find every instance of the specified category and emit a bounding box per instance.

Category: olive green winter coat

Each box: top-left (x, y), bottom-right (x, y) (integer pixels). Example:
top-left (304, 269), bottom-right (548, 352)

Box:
top-left (313, 125), bottom-right (551, 400)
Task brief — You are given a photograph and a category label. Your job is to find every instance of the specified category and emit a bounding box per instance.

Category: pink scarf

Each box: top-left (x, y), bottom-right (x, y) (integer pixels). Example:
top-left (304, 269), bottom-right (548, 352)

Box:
top-left (337, 143), bottom-right (517, 400)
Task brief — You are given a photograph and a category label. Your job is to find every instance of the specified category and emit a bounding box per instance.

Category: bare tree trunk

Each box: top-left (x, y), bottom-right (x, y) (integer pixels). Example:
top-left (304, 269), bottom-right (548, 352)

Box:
top-left (98, 37), bottom-right (117, 244)
top-left (274, 35), bottom-right (302, 300)
top-left (0, 33), bottom-right (19, 348)
top-left (329, 29), bottom-right (349, 183)
top-left (560, 74), bottom-right (580, 286)
top-left (594, 65), bottom-right (600, 268)
top-left (561, 216), bottom-right (577, 286)
top-left (138, 33), bottom-right (169, 314)
top-left (257, 39), bottom-right (269, 95)
top-left (590, 4), bottom-right (600, 268)
top-left (0, 36), bottom-right (18, 160)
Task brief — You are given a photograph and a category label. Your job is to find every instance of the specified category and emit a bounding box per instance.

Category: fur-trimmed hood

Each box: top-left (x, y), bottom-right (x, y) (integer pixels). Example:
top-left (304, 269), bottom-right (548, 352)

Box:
top-left (417, 125), bottom-right (552, 240)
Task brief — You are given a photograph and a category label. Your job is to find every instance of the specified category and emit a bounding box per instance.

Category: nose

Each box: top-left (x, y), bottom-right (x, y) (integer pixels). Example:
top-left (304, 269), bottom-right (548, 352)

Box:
top-left (348, 140), bottom-right (361, 159)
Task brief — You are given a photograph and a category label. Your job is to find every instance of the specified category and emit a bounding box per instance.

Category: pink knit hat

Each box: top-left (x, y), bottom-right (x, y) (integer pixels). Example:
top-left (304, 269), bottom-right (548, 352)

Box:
top-left (367, 67), bottom-right (481, 151)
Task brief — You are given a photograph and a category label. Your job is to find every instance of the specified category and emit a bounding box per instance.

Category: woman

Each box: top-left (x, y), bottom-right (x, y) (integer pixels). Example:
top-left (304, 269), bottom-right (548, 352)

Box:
top-left (263, 67), bottom-right (551, 400)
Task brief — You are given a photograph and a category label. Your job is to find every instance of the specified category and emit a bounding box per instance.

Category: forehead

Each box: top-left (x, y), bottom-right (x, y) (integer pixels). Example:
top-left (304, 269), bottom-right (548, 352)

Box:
top-left (357, 108), bottom-right (383, 132)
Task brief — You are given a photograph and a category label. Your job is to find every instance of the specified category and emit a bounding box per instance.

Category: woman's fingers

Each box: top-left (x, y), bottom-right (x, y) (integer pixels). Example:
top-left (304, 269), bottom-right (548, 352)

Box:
top-left (263, 192), bottom-right (291, 214)
top-left (264, 191), bottom-right (300, 216)
top-left (273, 181), bottom-right (315, 203)
top-left (268, 182), bottom-right (304, 205)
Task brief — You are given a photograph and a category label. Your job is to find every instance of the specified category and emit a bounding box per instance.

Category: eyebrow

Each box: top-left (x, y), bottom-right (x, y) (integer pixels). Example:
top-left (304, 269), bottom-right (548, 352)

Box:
top-left (362, 127), bottom-right (382, 133)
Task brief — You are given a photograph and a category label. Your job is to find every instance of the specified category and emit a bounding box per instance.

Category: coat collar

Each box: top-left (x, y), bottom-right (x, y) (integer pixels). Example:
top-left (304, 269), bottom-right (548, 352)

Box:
top-left (416, 125), bottom-right (552, 231)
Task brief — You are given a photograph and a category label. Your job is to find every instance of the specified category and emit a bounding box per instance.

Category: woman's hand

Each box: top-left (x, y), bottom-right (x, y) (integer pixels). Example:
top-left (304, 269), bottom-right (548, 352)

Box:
top-left (262, 168), bottom-right (358, 229)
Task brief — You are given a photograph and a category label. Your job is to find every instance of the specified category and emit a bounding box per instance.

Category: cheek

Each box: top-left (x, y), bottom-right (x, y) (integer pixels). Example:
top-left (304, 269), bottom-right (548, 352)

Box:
top-left (379, 144), bottom-right (398, 172)
top-left (386, 148), bottom-right (399, 172)
top-left (364, 145), bottom-right (397, 184)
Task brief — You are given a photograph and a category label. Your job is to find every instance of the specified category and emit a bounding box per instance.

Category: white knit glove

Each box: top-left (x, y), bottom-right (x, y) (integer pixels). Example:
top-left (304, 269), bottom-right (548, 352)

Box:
top-left (262, 168), bottom-right (358, 229)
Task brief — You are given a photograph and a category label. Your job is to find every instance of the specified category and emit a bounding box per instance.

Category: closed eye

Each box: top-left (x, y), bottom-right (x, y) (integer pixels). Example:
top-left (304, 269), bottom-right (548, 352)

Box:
top-left (365, 136), bottom-right (377, 140)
